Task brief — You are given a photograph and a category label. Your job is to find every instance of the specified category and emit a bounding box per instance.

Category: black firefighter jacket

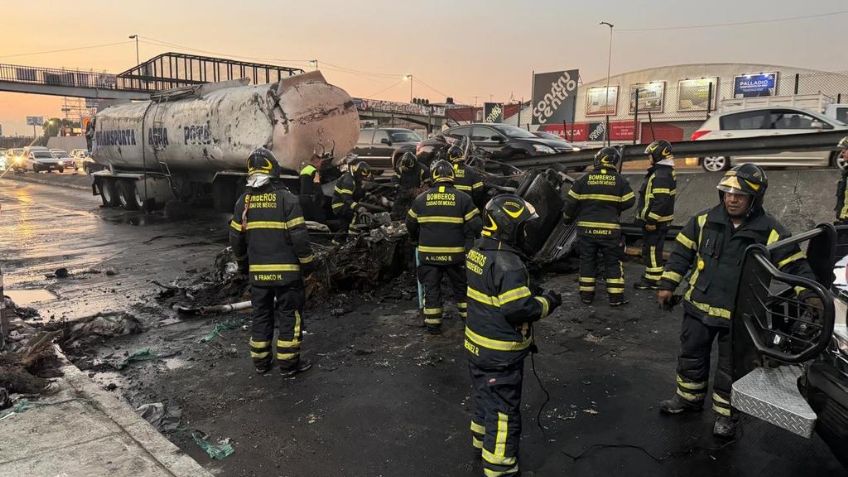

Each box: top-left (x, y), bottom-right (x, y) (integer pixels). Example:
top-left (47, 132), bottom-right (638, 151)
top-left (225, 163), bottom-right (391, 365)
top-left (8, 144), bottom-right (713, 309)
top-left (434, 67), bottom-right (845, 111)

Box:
top-left (331, 172), bottom-right (364, 220)
top-left (464, 237), bottom-right (554, 368)
top-left (836, 169), bottom-right (848, 221)
top-left (453, 163), bottom-right (486, 207)
top-left (659, 204), bottom-right (816, 328)
top-left (635, 162), bottom-right (676, 225)
top-left (229, 182), bottom-right (314, 287)
top-left (562, 167), bottom-right (635, 238)
top-left (406, 183), bottom-right (482, 265)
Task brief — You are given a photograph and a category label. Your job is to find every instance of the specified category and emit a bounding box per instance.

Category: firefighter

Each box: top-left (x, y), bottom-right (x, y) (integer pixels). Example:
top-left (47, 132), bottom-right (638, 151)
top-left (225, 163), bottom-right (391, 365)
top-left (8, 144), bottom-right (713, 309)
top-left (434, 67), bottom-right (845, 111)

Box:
top-left (229, 147), bottom-right (315, 377)
top-left (562, 147), bottom-right (635, 306)
top-left (391, 151), bottom-right (426, 220)
top-left (657, 164), bottom-right (820, 437)
top-left (331, 160), bottom-right (372, 239)
top-left (465, 194), bottom-right (562, 477)
top-left (447, 144), bottom-right (486, 209)
top-left (634, 140), bottom-right (677, 290)
top-left (406, 160), bottom-right (482, 334)
top-left (299, 155), bottom-right (325, 222)
top-left (835, 137), bottom-right (848, 224)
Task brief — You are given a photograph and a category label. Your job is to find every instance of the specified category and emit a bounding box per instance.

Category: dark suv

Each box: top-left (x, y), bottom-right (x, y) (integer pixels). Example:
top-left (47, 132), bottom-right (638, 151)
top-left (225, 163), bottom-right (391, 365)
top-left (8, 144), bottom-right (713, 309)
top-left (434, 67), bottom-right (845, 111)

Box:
top-left (415, 123), bottom-right (575, 165)
top-left (352, 128), bottom-right (422, 171)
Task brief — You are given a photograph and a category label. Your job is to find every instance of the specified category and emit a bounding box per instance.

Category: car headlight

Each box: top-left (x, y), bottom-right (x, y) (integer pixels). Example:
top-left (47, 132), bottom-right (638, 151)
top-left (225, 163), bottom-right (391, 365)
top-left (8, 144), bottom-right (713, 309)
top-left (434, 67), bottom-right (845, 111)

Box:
top-left (532, 144), bottom-right (555, 154)
top-left (571, 147), bottom-right (581, 152)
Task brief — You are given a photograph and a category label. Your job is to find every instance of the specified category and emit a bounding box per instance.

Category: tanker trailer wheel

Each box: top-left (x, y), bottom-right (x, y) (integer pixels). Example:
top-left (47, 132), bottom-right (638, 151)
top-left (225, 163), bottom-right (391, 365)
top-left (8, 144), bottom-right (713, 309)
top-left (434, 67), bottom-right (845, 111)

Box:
top-left (98, 178), bottom-right (121, 207)
top-left (117, 180), bottom-right (145, 210)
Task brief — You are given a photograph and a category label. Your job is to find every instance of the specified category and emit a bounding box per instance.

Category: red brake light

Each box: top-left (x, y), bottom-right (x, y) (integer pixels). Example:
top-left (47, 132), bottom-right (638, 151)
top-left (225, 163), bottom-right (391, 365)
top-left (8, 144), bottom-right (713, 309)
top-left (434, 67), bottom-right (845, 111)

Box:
top-left (690, 130), bottom-right (711, 141)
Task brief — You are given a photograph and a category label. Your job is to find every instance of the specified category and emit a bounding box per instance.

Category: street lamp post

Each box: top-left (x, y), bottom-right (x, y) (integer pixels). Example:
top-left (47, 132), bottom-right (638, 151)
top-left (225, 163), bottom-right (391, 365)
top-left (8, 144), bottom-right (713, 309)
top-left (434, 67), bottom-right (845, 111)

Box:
top-left (404, 74), bottom-right (413, 102)
top-left (128, 35), bottom-right (140, 66)
top-left (600, 21), bottom-right (614, 146)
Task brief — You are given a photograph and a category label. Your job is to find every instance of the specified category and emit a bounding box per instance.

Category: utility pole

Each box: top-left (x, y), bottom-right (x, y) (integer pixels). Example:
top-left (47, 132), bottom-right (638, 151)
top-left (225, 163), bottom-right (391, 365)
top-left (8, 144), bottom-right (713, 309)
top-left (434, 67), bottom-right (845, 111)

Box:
top-left (404, 74), bottom-right (413, 102)
top-left (600, 21), bottom-right (614, 146)
top-left (309, 59), bottom-right (318, 71)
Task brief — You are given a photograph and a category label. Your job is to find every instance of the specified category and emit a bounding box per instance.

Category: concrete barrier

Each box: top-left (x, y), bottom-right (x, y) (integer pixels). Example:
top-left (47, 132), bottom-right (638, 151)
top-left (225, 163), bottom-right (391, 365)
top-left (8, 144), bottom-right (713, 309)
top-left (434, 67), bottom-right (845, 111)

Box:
top-left (624, 169), bottom-right (840, 234)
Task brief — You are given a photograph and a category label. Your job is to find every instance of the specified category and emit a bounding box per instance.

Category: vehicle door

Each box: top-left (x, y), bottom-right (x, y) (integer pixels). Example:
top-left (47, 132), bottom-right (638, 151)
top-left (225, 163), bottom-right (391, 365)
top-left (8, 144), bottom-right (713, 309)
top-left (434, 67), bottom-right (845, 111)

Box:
top-left (764, 109), bottom-right (835, 167)
top-left (470, 125), bottom-right (506, 159)
top-left (370, 129), bottom-right (394, 170)
top-left (353, 129), bottom-right (375, 160)
top-left (719, 110), bottom-right (772, 166)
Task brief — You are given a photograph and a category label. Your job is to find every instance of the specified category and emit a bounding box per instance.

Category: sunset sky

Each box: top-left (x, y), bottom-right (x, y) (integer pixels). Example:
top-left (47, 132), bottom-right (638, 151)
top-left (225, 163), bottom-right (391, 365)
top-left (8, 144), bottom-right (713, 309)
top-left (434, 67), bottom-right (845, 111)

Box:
top-left (1, 0), bottom-right (847, 136)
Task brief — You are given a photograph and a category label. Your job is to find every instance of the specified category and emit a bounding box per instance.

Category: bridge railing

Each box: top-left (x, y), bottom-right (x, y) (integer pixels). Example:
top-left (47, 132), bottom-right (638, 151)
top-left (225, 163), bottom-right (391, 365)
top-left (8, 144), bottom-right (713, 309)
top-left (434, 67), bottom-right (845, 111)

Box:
top-left (0, 63), bottom-right (128, 91)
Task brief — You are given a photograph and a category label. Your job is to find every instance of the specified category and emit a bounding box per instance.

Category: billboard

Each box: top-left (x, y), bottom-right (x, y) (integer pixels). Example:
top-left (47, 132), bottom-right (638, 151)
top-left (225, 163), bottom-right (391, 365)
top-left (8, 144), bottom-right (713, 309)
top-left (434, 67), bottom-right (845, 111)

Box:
top-left (678, 78), bottom-right (718, 112)
top-left (629, 82), bottom-right (665, 114)
top-left (483, 102), bottom-right (504, 123)
top-left (531, 69), bottom-right (579, 125)
top-left (733, 73), bottom-right (777, 98)
top-left (26, 116), bottom-right (44, 126)
top-left (586, 86), bottom-right (618, 116)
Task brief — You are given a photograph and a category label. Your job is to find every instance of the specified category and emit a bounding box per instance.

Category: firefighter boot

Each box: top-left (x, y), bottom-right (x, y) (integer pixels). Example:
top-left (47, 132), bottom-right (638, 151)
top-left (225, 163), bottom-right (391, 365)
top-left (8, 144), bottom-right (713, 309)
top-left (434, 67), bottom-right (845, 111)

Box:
top-left (609, 294), bottom-right (629, 307)
top-left (280, 359), bottom-right (313, 378)
top-left (580, 292), bottom-right (594, 305)
top-left (713, 416), bottom-right (737, 438)
top-left (633, 278), bottom-right (659, 290)
top-left (659, 394), bottom-right (703, 415)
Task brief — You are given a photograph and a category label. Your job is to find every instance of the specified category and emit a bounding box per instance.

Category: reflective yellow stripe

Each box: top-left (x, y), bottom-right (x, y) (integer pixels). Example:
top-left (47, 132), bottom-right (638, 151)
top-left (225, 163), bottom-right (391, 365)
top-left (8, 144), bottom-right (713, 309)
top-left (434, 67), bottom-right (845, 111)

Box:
top-left (294, 310), bottom-right (302, 339)
top-left (418, 245), bottom-right (465, 253)
top-left (424, 318), bottom-right (442, 325)
top-left (331, 202), bottom-right (344, 209)
top-left (713, 392), bottom-right (730, 405)
top-left (246, 221), bottom-right (286, 230)
top-left (579, 286), bottom-right (595, 292)
top-left (407, 209), bottom-right (418, 218)
top-left (423, 307), bottom-right (443, 315)
top-left (570, 191), bottom-right (633, 202)
top-left (472, 437), bottom-right (483, 449)
top-left (249, 264), bottom-right (301, 272)
top-left (468, 287), bottom-right (498, 306)
top-left (300, 165), bottom-right (316, 175)
top-left (250, 351), bottom-right (270, 358)
top-left (767, 229), bottom-right (781, 245)
top-left (576, 221), bottom-right (620, 229)
top-left (277, 352), bottom-right (298, 360)
top-left (465, 326), bottom-right (531, 352)
top-left (286, 217), bottom-right (305, 228)
top-left (650, 245), bottom-right (658, 269)
top-left (606, 278), bottom-right (624, 284)
top-left (495, 412), bottom-right (508, 459)
top-left (579, 277), bottom-right (596, 283)
top-left (498, 286), bottom-right (531, 305)
top-left (676, 233), bottom-right (696, 250)
top-left (470, 421), bottom-right (485, 434)
top-left (712, 404), bottom-right (731, 416)
top-left (456, 302), bottom-right (468, 309)
top-left (688, 298), bottom-right (732, 319)
top-left (249, 339), bottom-right (270, 348)
top-left (277, 338), bottom-right (300, 348)
top-left (334, 187), bottom-right (353, 195)
top-left (464, 209), bottom-right (480, 221)
top-left (652, 188), bottom-right (675, 195)
top-left (417, 216), bottom-right (463, 224)
top-left (298, 255), bottom-right (314, 264)
top-left (647, 212), bottom-right (673, 222)
top-left (662, 270), bottom-right (682, 283)
top-left (230, 220), bottom-right (242, 232)
top-left (777, 251), bottom-right (805, 269)
top-left (677, 388), bottom-right (705, 401)
top-left (534, 296), bottom-right (549, 318)
top-left (472, 182), bottom-right (484, 190)
top-left (483, 467), bottom-right (519, 477)
top-left (456, 184), bottom-right (472, 191)
top-left (677, 376), bottom-right (706, 390)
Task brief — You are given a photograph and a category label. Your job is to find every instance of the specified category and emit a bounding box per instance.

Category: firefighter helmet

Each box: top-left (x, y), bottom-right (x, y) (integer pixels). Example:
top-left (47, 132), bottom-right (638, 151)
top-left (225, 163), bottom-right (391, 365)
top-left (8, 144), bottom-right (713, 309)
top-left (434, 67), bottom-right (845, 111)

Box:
top-left (351, 160), bottom-right (372, 180)
top-left (593, 147), bottom-right (621, 170)
top-left (397, 151), bottom-right (417, 172)
top-left (482, 194), bottom-right (539, 245)
top-left (446, 145), bottom-right (464, 163)
top-left (246, 147), bottom-right (281, 178)
top-left (645, 140), bottom-right (673, 163)
top-left (717, 163), bottom-right (768, 210)
top-left (838, 136), bottom-right (848, 150)
top-left (430, 159), bottom-right (455, 183)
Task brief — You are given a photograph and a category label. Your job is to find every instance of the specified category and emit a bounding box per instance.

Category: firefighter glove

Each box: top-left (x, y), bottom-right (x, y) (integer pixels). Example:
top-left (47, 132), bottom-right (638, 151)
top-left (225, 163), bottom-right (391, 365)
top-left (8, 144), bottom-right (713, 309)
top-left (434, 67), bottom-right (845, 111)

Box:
top-left (542, 289), bottom-right (562, 310)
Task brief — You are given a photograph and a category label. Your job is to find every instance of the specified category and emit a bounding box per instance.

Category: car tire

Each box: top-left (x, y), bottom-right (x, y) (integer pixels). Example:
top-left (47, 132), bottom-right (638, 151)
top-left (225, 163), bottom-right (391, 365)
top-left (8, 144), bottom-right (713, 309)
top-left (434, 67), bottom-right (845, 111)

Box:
top-left (701, 156), bottom-right (730, 172)
top-left (98, 178), bottom-right (121, 207)
top-left (830, 151), bottom-right (848, 170)
top-left (57, 167), bottom-right (64, 174)
top-left (117, 180), bottom-right (144, 210)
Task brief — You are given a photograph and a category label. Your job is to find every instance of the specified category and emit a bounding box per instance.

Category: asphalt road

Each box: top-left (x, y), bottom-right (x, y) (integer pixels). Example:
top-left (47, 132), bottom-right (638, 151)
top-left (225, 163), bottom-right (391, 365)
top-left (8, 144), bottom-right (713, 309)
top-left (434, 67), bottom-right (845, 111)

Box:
top-left (0, 175), bottom-right (845, 477)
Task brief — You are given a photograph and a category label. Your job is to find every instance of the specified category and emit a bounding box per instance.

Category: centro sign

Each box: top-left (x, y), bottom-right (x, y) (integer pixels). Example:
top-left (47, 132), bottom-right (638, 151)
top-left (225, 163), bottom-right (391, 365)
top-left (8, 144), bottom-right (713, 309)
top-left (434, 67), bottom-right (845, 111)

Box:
top-left (531, 69), bottom-right (579, 125)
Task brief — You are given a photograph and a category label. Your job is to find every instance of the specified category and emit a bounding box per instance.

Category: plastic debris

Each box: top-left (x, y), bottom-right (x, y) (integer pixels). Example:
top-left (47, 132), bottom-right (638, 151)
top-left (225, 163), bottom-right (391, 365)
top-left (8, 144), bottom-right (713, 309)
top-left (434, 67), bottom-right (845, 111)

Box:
top-left (137, 402), bottom-right (182, 432)
top-left (0, 399), bottom-right (38, 420)
top-left (199, 319), bottom-right (242, 343)
top-left (191, 431), bottom-right (235, 460)
top-left (117, 348), bottom-right (157, 369)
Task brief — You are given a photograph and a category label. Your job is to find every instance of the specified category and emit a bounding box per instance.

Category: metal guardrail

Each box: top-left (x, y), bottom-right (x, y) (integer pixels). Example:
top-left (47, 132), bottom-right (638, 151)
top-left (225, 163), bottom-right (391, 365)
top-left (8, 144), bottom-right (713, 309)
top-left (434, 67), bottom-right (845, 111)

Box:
top-left (509, 130), bottom-right (848, 169)
top-left (0, 63), bottom-right (127, 91)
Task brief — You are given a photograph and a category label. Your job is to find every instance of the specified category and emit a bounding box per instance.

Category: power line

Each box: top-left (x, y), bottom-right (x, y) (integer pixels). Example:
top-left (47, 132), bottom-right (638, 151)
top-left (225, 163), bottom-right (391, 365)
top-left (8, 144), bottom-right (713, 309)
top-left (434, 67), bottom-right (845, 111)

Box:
top-left (364, 79), bottom-right (405, 98)
top-left (413, 76), bottom-right (457, 102)
top-left (139, 36), bottom-right (311, 64)
top-left (0, 40), bottom-right (134, 59)
top-left (619, 9), bottom-right (848, 32)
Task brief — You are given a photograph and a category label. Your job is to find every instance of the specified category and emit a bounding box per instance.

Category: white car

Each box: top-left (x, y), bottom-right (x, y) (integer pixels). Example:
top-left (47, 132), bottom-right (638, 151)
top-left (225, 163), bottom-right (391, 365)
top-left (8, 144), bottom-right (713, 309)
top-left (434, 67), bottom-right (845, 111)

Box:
top-left (50, 149), bottom-right (75, 172)
top-left (692, 106), bottom-right (848, 172)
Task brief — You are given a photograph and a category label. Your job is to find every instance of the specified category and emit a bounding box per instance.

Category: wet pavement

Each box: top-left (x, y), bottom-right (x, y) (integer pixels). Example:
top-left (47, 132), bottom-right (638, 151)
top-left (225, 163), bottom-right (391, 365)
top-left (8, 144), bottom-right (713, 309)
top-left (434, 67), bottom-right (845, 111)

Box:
top-left (1, 176), bottom-right (846, 477)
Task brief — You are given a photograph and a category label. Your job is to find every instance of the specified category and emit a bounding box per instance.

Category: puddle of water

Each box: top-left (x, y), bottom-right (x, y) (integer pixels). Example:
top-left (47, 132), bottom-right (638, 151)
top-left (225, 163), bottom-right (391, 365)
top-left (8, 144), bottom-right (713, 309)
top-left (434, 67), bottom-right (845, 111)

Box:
top-left (5, 288), bottom-right (57, 305)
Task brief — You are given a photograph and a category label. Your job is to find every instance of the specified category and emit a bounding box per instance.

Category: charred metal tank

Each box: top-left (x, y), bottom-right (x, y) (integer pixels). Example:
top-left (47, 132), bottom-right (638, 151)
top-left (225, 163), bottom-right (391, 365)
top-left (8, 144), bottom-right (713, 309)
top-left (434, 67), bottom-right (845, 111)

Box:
top-left (91, 71), bottom-right (359, 210)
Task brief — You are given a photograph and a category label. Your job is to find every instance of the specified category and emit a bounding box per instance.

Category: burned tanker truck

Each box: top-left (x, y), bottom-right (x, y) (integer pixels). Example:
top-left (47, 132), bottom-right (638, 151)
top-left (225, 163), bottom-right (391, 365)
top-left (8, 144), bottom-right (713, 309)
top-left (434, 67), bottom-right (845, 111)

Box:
top-left (90, 71), bottom-right (359, 211)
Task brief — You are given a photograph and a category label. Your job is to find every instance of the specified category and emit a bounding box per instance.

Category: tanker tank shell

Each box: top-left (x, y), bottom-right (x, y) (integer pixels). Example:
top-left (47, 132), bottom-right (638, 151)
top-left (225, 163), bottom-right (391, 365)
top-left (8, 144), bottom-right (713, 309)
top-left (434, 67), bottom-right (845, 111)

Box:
top-left (93, 71), bottom-right (359, 175)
